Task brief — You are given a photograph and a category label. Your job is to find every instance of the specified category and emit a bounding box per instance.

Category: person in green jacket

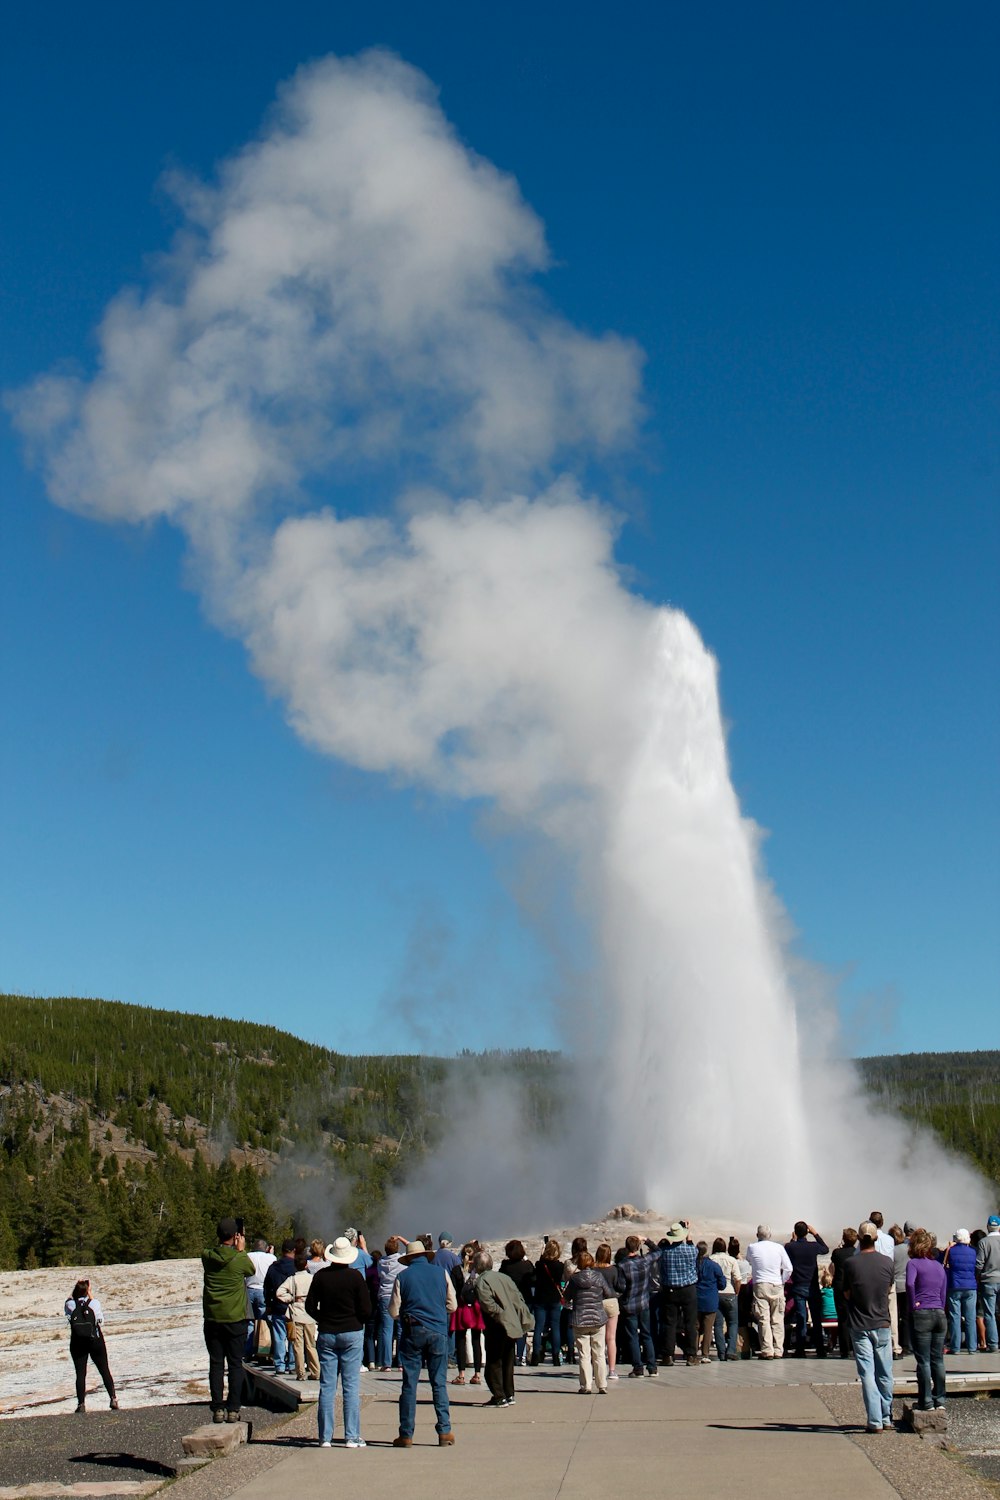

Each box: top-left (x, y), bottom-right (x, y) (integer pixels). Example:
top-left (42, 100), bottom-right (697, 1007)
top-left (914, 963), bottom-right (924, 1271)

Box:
top-left (202, 1218), bottom-right (255, 1422)
top-left (472, 1251), bottom-right (533, 1407)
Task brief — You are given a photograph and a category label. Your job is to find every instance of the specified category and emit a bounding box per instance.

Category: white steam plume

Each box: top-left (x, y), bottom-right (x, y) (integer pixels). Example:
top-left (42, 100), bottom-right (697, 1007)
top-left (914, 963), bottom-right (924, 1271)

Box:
top-left (10, 50), bottom-right (988, 1233)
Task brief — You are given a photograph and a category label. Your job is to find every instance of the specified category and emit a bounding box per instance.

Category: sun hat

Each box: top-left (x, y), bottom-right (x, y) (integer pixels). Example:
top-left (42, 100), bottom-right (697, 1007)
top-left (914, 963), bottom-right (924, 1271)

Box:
top-left (325, 1237), bottom-right (357, 1264)
top-left (400, 1240), bottom-right (430, 1264)
top-left (665, 1222), bottom-right (688, 1244)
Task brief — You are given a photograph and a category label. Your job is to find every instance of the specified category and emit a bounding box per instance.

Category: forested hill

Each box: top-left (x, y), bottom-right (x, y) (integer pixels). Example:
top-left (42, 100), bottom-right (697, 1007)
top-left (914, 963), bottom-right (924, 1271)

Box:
top-left (0, 992), bottom-right (442, 1152)
top-left (856, 1050), bottom-right (1000, 1187)
top-left (0, 994), bottom-right (558, 1270)
top-left (0, 995), bottom-right (996, 1272)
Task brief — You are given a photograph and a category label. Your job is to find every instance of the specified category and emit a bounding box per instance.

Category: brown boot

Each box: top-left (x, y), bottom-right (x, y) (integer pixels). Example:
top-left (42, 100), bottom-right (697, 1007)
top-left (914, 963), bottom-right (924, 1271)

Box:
top-left (392, 1436), bottom-right (413, 1448)
top-left (438, 1432), bottom-right (456, 1446)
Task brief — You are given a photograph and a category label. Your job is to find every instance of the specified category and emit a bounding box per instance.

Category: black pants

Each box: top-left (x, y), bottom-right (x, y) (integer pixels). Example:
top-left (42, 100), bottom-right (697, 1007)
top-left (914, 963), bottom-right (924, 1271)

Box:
top-left (204, 1319), bottom-right (246, 1412)
top-left (896, 1288), bottom-right (911, 1352)
top-left (663, 1284), bottom-right (698, 1359)
top-left (455, 1326), bottom-right (483, 1374)
top-left (70, 1336), bottom-right (116, 1404)
top-left (483, 1322), bottom-right (515, 1402)
top-left (833, 1289), bottom-right (852, 1356)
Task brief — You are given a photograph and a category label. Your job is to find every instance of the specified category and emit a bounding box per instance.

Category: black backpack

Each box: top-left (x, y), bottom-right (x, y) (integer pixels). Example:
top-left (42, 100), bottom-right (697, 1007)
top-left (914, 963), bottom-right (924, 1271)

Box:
top-left (70, 1298), bottom-right (101, 1341)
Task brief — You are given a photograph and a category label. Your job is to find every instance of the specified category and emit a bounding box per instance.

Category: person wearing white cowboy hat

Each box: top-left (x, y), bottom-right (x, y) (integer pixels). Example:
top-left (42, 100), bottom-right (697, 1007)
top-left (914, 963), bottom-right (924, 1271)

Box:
top-left (388, 1240), bottom-right (458, 1447)
top-left (304, 1237), bottom-right (372, 1448)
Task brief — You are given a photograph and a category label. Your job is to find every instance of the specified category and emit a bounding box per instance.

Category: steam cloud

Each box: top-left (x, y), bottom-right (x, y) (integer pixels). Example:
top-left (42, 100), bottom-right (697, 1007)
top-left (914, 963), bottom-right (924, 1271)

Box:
top-left (11, 50), bottom-right (987, 1233)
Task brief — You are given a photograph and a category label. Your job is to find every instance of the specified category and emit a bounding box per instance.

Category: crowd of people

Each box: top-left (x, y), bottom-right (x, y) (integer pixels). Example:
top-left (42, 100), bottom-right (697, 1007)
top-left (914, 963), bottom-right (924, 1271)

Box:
top-left (64, 1208), bottom-right (1000, 1444)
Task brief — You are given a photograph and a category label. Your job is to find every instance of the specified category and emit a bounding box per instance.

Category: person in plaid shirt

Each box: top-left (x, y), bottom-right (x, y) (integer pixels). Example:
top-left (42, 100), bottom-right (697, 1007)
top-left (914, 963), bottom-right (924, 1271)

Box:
top-left (618, 1236), bottom-right (660, 1377)
top-left (659, 1222), bottom-right (701, 1365)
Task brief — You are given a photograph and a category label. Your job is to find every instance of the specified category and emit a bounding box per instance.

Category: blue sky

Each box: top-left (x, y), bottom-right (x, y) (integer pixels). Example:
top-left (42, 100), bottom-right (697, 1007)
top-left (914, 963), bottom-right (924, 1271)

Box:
top-left (2, 1), bottom-right (997, 1057)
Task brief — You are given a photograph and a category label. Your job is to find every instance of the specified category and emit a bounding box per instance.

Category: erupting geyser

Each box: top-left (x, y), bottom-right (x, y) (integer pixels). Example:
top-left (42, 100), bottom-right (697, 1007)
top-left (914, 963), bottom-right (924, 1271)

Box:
top-left (10, 50), bottom-right (988, 1231)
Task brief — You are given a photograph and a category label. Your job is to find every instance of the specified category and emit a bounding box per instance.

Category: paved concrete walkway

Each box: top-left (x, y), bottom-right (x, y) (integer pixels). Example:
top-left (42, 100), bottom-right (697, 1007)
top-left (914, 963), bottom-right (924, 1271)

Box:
top-left (222, 1364), bottom-right (903, 1500)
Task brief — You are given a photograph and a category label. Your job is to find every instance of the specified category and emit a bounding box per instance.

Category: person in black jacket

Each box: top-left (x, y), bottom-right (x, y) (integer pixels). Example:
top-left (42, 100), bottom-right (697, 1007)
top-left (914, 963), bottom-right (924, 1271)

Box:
top-left (263, 1239), bottom-right (297, 1376)
top-left (830, 1227), bottom-right (859, 1358)
top-left (531, 1240), bottom-right (566, 1366)
top-left (500, 1240), bottom-right (535, 1366)
top-left (305, 1237), bottom-right (372, 1447)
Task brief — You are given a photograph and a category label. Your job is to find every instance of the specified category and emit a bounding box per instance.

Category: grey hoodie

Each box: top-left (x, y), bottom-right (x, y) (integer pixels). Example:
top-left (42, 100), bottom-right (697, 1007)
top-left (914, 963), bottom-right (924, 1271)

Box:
top-left (976, 1231), bottom-right (1000, 1285)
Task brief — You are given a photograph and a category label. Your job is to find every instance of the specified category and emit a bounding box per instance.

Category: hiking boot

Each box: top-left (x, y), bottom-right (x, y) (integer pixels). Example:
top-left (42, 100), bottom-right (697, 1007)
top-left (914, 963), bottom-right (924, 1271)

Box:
top-left (392, 1435), bottom-right (413, 1448)
top-left (438, 1433), bottom-right (456, 1446)
top-left (212, 1410), bottom-right (225, 1424)
top-left (225, 1410), bottom-right (241, 1423)
top-left (75, 1403), bottom-right (86, 1414)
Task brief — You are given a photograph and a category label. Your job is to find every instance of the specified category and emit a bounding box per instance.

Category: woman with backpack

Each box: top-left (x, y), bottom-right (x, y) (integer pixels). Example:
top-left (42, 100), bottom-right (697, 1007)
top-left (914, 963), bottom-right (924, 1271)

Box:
top-left (64, 1279), bottom-right (118, 1412)
top-left (531, 1238), bottom-right (567, 1366)
top-left (451, 1240), bottom-right (486, 1385)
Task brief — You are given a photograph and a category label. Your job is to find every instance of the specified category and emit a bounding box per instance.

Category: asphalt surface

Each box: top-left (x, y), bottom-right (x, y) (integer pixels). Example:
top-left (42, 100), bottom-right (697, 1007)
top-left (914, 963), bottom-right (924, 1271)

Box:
top-left (0, 1402), bottom-right (291, 1486)
top-left (943, 1392), bottom-right (1000, 1489)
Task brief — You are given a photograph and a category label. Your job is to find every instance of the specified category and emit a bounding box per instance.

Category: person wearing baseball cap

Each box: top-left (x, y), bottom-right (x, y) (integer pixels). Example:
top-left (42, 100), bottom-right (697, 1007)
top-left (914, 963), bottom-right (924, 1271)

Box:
top-left (976, 1217), bottom-right (1000, 1352)
top-left (201, 1219), bottom-right (254, 1423)
top-left (388, 1241), bottom-right (458, 1447)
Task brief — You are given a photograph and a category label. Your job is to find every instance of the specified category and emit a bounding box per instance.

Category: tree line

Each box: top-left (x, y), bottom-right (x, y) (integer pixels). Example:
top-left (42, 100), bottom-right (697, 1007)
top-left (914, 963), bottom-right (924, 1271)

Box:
top-left (0, 994), bottom-right (562, 1269)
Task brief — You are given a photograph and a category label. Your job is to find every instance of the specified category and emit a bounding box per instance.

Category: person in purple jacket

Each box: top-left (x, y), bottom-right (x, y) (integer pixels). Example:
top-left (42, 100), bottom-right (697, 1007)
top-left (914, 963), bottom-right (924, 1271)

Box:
top-left (906, 1228), bottom-right (948, 1410)
top-left (943, 1229), bottom-right (978, 1355)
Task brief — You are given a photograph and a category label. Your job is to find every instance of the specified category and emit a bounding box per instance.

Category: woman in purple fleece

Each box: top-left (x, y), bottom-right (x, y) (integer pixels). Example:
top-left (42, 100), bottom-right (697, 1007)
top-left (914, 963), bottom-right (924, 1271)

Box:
top-left (906, 1229), bottom-right (947, 1411)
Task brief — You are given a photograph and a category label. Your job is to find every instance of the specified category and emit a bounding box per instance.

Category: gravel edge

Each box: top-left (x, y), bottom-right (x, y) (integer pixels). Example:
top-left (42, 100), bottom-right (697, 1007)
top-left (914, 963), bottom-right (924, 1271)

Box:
top-left (811, 1385), bottom-right (1000, 1500)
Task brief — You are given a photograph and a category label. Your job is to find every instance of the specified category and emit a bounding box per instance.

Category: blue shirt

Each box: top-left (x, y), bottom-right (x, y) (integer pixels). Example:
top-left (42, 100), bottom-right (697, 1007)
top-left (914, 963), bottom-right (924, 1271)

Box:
top-left (696, 1257), bottom-right (727, 1314)
top-left (661, 1242), bottom-right (698, 1288)
top-left (435, 1246), bottom-right (462, 1277)
top-left (396, 1256), bottom-right (450, 1333)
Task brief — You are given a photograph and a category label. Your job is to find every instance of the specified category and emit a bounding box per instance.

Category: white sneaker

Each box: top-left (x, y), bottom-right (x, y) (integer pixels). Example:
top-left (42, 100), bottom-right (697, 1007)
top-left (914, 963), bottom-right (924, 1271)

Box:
top-left (346, 1439), bottom-right (367, 1449)
top-left (359, 1365), bottom-right (369, 1373)
top-left (608, 1371), bottom-right (619, 1380)
top-left (319, 1441), bottom-right (332, 1448)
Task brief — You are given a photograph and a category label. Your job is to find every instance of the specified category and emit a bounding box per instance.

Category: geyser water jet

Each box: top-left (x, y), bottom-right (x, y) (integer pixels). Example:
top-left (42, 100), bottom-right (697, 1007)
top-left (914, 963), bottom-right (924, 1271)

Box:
top-left (10, 49), bottom-right (989, 1234)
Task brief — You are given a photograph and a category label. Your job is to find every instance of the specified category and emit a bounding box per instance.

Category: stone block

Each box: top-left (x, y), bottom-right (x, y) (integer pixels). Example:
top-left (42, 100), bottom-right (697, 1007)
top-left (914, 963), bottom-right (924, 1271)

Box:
top-left (181, 1422), bottom-right (248, 1457)
top-left (902, 1402), bottom-right (947, 1434)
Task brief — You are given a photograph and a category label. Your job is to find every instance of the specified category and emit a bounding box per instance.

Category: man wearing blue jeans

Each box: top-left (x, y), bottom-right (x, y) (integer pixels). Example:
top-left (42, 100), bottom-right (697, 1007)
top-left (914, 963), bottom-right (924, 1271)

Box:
top-left (975, 1217), bottom-right (1000, 1352)
top-left (843, 1222), bottom-right (895, 1432)
top-left (618, 1236), bottom-right (659, 1377)
top-left (263, 1240), bottom-right (297, 1376)
top-left (388, 1240), bottom-right (458, 1447)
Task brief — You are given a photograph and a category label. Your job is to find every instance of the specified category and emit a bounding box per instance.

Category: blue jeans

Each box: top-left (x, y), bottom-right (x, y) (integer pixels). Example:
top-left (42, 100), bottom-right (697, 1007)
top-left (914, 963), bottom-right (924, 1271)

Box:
top-left (716, 1294), bottom-right (738, 1358)
top-left (268, 1313), bottom-right (292, 1373)
top-left (533, 1303), bottom-right (562, 1363)
top-left (621, 1305), bottom-right (655, 1372)
top-left (981, 1283), bottom-right (999, 1351)
top-left (948, 1287), bottom-right (976, 1353)
top-left (398, 1324), bottom-right (450, 1438)
top-left (377, 1302), bottom-right (399, 1367)
top-left (317, 1330), bottom-right (364, 1443)
top-left (852, 1327), bottom-right (893, 1427)
top-left (911, 1308), bottom-right (947, 1408)
top-left (245, 1287), bottom-right (266, 1358)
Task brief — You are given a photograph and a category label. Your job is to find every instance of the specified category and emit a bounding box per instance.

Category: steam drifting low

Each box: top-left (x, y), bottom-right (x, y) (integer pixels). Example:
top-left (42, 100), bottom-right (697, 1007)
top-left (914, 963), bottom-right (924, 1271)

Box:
top-left (11, 50), bottom-right (987, 1229)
